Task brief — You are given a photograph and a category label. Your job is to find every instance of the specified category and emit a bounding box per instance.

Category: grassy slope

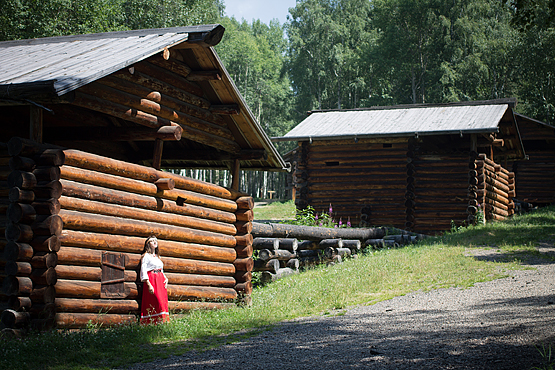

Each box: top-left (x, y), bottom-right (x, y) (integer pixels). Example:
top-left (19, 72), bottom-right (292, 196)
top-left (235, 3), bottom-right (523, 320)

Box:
top-left (1, 206), bottom-right (554, 370)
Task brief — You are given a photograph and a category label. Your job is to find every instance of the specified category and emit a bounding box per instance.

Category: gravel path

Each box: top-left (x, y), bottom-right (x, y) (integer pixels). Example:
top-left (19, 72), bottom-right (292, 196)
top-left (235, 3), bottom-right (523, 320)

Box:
top-left (129, 249), bottom-right (555, 370)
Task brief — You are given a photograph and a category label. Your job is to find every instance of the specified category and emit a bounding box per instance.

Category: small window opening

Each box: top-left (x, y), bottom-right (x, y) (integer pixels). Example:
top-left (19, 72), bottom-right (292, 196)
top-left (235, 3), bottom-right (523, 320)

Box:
top-left (325, 161), bottom-right (340, 166)
top-left (383, 143), bottom-right (393, 148)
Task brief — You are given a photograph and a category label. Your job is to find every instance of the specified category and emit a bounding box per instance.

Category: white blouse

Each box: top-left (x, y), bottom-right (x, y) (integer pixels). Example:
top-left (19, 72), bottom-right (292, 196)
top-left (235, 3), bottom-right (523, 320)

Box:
top-left (140, 253), bottom-right (165, 282)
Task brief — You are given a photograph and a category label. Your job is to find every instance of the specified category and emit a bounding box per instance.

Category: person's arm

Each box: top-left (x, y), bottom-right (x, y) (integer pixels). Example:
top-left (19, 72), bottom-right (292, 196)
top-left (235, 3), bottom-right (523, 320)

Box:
top-left (140, 256), bottom-right (155, 294)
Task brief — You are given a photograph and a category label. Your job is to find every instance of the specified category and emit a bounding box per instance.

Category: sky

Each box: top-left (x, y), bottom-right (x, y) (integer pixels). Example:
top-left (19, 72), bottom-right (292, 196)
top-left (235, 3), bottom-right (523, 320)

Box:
top-left (223, 0), bottom-right (298, 25)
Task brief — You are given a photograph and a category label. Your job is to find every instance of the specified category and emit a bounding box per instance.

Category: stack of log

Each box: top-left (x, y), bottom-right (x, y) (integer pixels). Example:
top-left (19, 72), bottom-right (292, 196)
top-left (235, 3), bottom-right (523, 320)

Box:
top-left (468, 153), bottom-right (515, 223)
top-left (251, 222), bottom-right (426, 284)
top-left (1, 137), bottom-right (254, 330)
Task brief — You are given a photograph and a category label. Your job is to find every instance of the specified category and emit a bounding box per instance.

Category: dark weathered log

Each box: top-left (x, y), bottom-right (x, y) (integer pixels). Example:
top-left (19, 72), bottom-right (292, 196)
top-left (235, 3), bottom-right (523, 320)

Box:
top-left (55, 312), bottom-right (136, 329)
top-left (7, 137), bottom-right (60, 157)
top-left (234, 281), bottom-right (252, 295)
top-left (260, 268), bottom-right (297, 284)
top-left (59, 209), bottom-right (236, 248)
top-left (9, 187), bottom-right (35, 203)
top-left (165, 272), bottom-right (235, 287)
top-left (30, 285), bottom-right (56, 304)
top-left (30, 268), bottom-right (57, 286)
top-left (2, 276), bottom-right (33, 295)
top-left (5, 261), bottom-right (32, 276)
top-left (252, 222), bottom-right (386, 241)
top-left (62, 149), bottom-right (241, 200)
top-left (33, 166), bottom-right (61, 182)
top-left (30, 235), bottom-right (61, 252)
top-left (5, 222), bottom-right (33, 242)
top-left (60, 166), bottom-right (237, 212)
top-left (7, 171), bottom-right (37, 189)
top-left (236, 196), bottom-right (254, 210)
top-left (253, 237), bottom-right (279, 250)
top-left (234, 271), bottom-right (251, 283)
top-left (8, 296), bottom-right (32, 311)
top-left (1, 309), bottom-right (30, 328)
top-left (319, 239), bottom-right (343, 249)
top-left (278, 238), bottom-right (298, 252)
top-left (365, 239), bottom-right (398, 248)
top-left (297, 241), bottom-right (319, 251)
top-left (233, 258), bottom-right (253, 272)
top-left (342, 240), bottom-right (361, 251)
top-left (60, 230), bottom-right (236, 263)
top-left (168, 284), bottom-right (237, 301)
top-left (285, 258), bottom-right (300, 271)
top-left (297, 250), bottom-right (320, 258)
top-left (34, 180), bottom-right (63, 199)
top-left (32, 198), bottom-right (61, 215)
top-left (59, 196), bottom-right (236, 236)
top-left (9, 156), bottom-right (36, 171)
top-left (258, 249), bottom-right (296, 262)
top-left (55, 298), bottom-right (139, 314)
top-left (32, 215), bottom-right (63, 236)
top-left (61, 180), bottom-right (236, 224)
top-left (169, 300), bottom-right (236, 312)
top-left (383, 235), bottom-right (417, 244)
top-left (3, 242), bottom-right (33, 261)
top-left (31, 252), bottom-right (58, 269)
top-left (235, 221), bottom-right (253, 234)
top-left (253, 259), bottom-right (280, 273)
top-left (235, 234), bottom-right (253, 247)
top-left (235, 209), bottom-right (253, 222)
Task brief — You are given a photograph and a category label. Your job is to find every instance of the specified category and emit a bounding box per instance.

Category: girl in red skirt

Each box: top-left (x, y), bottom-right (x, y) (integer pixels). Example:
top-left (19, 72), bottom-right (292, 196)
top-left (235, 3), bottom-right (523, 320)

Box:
top-left (140, 235), bottom-right (169, 324)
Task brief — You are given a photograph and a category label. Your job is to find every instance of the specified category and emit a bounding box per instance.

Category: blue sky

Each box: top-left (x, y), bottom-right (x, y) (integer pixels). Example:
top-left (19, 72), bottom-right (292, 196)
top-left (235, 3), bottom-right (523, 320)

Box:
top-left (223, 0), bottom-right (297, 25)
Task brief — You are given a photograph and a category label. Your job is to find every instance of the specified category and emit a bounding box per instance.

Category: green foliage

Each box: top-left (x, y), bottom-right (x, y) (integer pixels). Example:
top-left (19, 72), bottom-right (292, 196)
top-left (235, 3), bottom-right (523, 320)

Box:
top-left (532, 343), bottom-right (555, 370)
top-left (287, 204), bottom-right (351, 228)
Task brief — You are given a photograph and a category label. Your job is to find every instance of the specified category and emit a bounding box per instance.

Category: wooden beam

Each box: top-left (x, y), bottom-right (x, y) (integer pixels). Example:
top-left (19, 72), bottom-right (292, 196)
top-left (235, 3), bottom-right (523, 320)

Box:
top-left (45, 126), bottom-right (182, 142)
top-left (153, 138), bottom-right (163, 170)
top-left (29, 106), bottom-right (43, 143)
top-left (231, 159), bottom-right (240, 192)
top-left (210, 104), bottom-right (240, 115)
top-left (187, 70), bottom-right (221, 81)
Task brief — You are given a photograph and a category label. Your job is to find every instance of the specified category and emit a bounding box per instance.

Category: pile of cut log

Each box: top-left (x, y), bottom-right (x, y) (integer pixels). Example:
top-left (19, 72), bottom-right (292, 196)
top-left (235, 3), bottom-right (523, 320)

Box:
top-left (251, 222), bottom-right (425, 284)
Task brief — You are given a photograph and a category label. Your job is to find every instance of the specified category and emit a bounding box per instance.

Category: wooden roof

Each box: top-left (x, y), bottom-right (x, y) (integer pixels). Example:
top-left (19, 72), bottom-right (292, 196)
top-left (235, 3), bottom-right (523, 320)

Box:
top-left (274, 99), bottom-right (526, 160)
top-left (0, 25), bottom-right (286, 171)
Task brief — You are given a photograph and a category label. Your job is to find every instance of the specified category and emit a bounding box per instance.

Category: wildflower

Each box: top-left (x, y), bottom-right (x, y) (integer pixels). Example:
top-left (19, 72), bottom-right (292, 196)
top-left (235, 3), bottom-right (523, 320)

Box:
top-left (315, 213), bottom-right (318, 220)
top-left (347, 217), bottom-right (351, 228)
top-left (339, 218), bottom-right (343, 226)
top-left (329, 203), bottom-right (333, 215)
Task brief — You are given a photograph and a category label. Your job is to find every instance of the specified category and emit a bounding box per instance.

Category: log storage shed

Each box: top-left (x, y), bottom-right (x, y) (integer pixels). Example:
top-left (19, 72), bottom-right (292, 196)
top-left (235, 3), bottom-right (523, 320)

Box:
top-left (0, 25), bottom-right (286, 331)
top-left (273, 99), bottom-right (526, 235)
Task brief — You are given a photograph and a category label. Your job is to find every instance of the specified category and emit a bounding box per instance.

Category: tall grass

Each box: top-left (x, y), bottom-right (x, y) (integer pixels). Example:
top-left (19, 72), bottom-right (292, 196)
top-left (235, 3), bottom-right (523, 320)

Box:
top-left (2, 206), bottom-right (554, 370)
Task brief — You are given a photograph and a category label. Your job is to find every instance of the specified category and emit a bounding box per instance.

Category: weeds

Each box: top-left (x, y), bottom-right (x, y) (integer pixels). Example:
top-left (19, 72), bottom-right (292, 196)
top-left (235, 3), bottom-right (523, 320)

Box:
top-left (532, 343), bottom-right (554, 370)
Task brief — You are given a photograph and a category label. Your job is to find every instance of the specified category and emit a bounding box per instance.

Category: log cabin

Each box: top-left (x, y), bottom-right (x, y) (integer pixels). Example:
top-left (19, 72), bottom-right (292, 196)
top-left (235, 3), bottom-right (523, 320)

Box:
top-left (508, 114), bottom-right (555, 207)
top-left (273, 99), bottom-right (527, 235)
top-left (0, 24), bottom-right (286, 331)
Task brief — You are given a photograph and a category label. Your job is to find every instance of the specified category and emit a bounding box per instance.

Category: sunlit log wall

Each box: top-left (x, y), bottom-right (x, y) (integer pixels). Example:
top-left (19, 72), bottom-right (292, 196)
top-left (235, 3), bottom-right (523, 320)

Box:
top-left (470, 153), bottom-right (515, 223)
top-left (1, 138), bottom-right (253, 330)
top-left (294, 139), bottom-right (408, 229)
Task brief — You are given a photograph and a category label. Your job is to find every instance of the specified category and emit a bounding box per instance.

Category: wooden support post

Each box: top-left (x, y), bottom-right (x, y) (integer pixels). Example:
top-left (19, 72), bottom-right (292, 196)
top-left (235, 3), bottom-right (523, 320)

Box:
top-left (153, 138), bottom-right (163, 170)
top-left (30, 106), bottom-right (43, 143)
top-left (470, 134), bottom-right (477, 153)
top-left (231, 159), bottom-right (240, 192)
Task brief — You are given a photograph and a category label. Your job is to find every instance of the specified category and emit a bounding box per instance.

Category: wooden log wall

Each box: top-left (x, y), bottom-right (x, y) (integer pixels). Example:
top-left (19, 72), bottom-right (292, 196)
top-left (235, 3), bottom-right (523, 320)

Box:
top-left (0, 143), bottom-right (10, 315)
top-left (1, 137), bottom-right (253, 330)
top-left (411, 152), bottom-right (470, 234)
top-left (297, 140), bottom-right (408, 229)
top-left (510, 150), bottom-right (555, 206)
top-left (470, 154), bottom-right (515, 223)
top-left (293, 142), bottom-right (309, 209)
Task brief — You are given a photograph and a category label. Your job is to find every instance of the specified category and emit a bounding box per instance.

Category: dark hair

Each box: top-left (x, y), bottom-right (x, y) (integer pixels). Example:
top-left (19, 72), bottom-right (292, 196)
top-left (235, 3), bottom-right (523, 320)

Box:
top-left (142, 235), bottom-right (159, 257)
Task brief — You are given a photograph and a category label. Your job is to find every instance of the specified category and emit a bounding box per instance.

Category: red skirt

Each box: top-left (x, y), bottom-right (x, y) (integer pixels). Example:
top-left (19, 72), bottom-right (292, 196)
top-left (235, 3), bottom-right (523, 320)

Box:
top-left (140, 270), bottom-right (169, 324)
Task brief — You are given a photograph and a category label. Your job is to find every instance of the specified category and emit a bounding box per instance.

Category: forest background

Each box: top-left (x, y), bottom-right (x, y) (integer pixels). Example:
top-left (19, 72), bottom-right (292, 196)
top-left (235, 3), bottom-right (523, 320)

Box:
top-left (1, 0), bottom-right (554, 199)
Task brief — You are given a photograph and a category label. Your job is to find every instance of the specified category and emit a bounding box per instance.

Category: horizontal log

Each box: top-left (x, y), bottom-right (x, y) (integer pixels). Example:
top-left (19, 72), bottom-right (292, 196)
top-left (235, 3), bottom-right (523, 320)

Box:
top-left (60, 166), bottom-right (237, 212)
top-left (60, 230), bottom-right (236, 263)
top-left (252, 222), bottom-right (386, 241)
top-left (278, 238), bottom-right (298, 252)
top-left (5, 261), bottom-right (32, 276)
top-left (30, 285), bottom-right (56, 304)
top-left (168, 284), bottom-right (237, 301)
top-left (5, 222), bottom-right (33, 242)
top-left (165, 272), bottom-right (235, 288)
top-left (258, 249), bottom-right (296, 262)
top-left (1, 309), bottom-right (30, 328)
top-left (253, 238), bottom-right (279, 250)
top-left (32, 198), bottom-right (61, 215)
top-left (59, 195), bottom-right (236, 236)
top-left (9, 156), bottom-right (36, 171)
top-left (59, 209), bottom-right (236, 248)
top-left (169, 300), bottom-right (236, 312)
top-left (32, 215), bottom-right (63, 236)
top-left (7, 137), bottom-right (60, 157)
top-left (55, 298), bottom-right (139, 314)
top-left (34, 180), bottom-right (63, 199)
top-left (55, 312), bottom-right (136, 329)
top-left (2, 276), bottom-right (33, 295)
top-left (31, 252), bottom-right (58, 269)
top-left (54, 265), bottom-right (135, 283)
top-left (133, 61), bottom-right (205, 98)
top-left (8, 187), bottom-right (35, 203)
top-left (260, 268), bottom-right (297, 284)
top-left (61, 180), bottom-right (236, 224)
top-left (54, 279), bottom-right (138, 299)
top-left (234, 281), bottom-right (253, 295)
top-left (342, 240), bottom-right (361, 251)
top-left (235, 222), bottom-right (253, 235)
top-left (7, 203), bottom-right (36, 224)
top-left (319, 239), bottom-right (343, 249)
top-left (235, 209), bottom-right (254, 222)
top-left (8, 296), bottom-right (32, 311)
top-left (3, 242), bottom-right (33, 261)
top-left (30, 267), bottom-right (57, 286)
top-left (235, 244), bottom-right (253, 258)
top-left (7, 171), bottom-right (36, 189)
top-left (31, 235), bottom-right (61, 252)
top-left (63, 149), bottom-right (240, 200)
top-left (155, 177), bottom-right (175, 191)
top-left (253, 259), bottom-right (279, 273)
top-left (233, 258), bottom-right (253, 272)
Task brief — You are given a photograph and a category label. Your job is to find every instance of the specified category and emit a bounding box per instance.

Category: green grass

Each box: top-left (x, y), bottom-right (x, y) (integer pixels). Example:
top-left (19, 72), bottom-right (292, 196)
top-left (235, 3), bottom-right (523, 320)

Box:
top-left (2, 205), bottom-right (555, 370)
top-left (252, 200), bottom-right (296, 221)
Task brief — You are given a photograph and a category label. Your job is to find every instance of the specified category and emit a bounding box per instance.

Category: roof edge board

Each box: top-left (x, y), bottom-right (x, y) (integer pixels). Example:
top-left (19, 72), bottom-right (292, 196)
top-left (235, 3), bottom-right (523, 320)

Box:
top-left (271, 128), bottom-right (499, 142)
